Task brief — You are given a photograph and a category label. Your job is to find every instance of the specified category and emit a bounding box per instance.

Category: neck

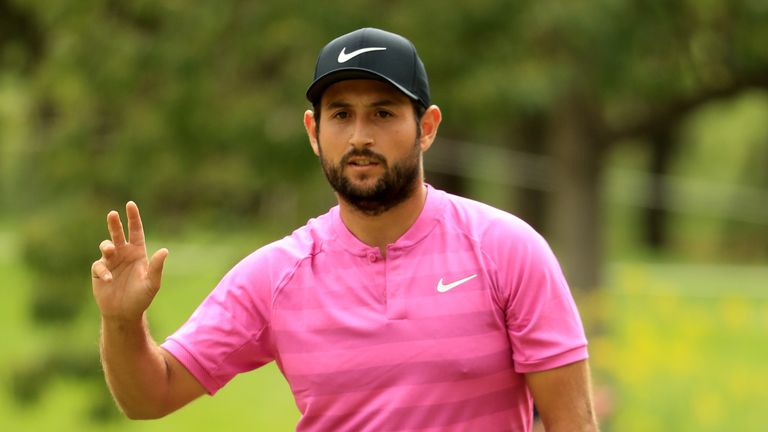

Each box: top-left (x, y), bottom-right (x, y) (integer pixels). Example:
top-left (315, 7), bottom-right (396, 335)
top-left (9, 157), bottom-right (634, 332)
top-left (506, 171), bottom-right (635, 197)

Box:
top-left (338, 183), bottom-right (428, 256)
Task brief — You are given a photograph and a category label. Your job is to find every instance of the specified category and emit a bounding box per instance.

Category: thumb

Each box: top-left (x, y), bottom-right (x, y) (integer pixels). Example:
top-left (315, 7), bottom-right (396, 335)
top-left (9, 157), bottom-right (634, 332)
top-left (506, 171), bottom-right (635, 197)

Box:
top-left (147, 248), bottom-right (169, 295)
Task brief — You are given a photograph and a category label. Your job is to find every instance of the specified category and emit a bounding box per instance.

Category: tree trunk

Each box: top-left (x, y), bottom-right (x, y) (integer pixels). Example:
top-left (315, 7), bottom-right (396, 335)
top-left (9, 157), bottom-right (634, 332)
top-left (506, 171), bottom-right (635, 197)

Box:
top-left (515, 114), bottom-right (549, 234)
top-left (645, 128), bottom-right (676, 250)
top-left (425, 137), bottom-right (467, 196)
top-left (546, 95), bottom-right (606, 291)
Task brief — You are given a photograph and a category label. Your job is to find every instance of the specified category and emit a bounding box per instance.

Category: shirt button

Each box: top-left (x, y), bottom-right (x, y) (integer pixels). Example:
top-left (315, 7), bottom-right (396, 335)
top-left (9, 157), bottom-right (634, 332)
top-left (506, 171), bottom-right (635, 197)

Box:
top-left (367, 253), bottom-right (377, 263)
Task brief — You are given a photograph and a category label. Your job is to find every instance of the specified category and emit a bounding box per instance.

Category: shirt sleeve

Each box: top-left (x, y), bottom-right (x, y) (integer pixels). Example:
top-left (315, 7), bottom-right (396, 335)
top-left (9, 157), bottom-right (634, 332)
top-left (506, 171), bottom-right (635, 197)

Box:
top-left (486, 218), bottom-right (588, 374)
top-left (161, 247), bottom-right (277, 395)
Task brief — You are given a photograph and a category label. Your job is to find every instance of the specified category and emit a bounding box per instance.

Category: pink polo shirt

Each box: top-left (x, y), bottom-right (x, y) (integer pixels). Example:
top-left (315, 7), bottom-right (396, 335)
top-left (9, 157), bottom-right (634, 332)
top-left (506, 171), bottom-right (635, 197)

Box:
top-left (162, 185), bottom-right (588, 431)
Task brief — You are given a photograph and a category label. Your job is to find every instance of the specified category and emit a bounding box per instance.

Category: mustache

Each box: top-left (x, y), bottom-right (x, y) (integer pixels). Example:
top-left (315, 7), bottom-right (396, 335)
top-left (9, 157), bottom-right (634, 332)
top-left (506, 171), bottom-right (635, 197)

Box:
top-left (340, 148), bottom-right (387, 166)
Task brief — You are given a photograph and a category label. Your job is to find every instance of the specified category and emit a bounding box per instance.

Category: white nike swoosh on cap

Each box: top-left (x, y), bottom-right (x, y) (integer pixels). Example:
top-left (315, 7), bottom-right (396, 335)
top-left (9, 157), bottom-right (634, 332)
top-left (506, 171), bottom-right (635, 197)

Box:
top-left (437, 274), bottom-right (477, 293)
top-left (337, 47), bottom-right (387, 63)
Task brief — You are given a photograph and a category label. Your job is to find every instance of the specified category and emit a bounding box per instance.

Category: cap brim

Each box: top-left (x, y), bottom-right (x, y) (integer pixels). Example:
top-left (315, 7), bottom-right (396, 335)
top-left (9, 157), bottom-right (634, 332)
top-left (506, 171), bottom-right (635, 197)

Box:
top-left (306, 68), bottom-right (420, 106)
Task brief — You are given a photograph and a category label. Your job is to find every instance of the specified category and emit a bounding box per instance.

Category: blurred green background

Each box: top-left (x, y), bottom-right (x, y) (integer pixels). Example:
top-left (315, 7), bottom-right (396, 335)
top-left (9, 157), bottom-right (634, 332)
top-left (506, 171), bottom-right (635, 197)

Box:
top-left (1, 1), bottom-right (767, 430)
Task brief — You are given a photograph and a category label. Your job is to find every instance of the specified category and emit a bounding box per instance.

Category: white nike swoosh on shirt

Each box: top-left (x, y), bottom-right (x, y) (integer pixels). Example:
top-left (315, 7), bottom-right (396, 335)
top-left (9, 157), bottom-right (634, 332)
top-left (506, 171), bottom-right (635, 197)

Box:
top-left (337, 47), bottom-right (387, 63)
top-left (437, 274), bottom-right (477, 293)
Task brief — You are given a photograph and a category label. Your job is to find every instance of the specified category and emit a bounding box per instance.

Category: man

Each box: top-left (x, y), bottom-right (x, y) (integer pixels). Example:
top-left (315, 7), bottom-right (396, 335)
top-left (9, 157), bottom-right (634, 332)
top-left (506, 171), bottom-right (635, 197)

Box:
top-left (91, 28), bottom-right (598, 431)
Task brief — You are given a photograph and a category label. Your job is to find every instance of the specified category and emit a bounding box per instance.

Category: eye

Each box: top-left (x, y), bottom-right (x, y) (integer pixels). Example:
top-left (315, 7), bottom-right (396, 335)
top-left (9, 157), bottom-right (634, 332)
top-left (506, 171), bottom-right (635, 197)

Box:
top-left (331, 110), bottom-right (349, 120)
top-left (375, 110), bottom-right (393, 119)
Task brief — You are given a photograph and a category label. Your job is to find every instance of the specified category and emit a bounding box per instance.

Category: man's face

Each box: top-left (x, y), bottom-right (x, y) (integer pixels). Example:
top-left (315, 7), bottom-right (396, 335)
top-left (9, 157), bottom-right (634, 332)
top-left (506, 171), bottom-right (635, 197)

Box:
top-left (312, 79), bottom-right (423, 215)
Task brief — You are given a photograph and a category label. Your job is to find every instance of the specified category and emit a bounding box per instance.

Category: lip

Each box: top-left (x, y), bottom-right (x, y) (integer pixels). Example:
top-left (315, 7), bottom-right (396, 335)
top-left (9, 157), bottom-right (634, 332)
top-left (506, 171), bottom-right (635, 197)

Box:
top-left (346, 162), bottom-right (381, 172)
top-left (347, 160), bottom-right (379, 165)
top-left (342, 151), bottom-right (386, 173)
top-left (346, 157), bottom-right (381, 168)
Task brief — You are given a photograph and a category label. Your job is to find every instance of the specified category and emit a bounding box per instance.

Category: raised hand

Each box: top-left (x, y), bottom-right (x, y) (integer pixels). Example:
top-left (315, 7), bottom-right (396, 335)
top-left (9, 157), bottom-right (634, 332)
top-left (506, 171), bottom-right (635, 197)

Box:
top-left (91, 202), bottom-right (168, 322)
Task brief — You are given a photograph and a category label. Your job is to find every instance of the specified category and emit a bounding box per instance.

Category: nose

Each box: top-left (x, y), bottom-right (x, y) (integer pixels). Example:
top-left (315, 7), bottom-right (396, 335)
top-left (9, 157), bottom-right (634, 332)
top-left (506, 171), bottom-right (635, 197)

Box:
top-left (348, 117), bottom-right (374, 149)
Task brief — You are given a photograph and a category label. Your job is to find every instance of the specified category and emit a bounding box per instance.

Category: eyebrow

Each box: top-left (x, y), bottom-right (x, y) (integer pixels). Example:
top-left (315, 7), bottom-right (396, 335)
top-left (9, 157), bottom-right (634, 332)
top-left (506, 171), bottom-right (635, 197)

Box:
top-left (325, 99), bottom-right (400, 110)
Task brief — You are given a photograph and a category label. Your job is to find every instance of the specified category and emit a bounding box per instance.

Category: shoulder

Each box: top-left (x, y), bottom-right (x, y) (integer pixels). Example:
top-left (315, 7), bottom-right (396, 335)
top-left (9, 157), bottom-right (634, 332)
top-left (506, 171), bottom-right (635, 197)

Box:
top-left (435, 191), bottom-right (563, 280)
top-left (438, 191), bottom-right (544, 248)
top-left (227, 210), bottom-right (335, 286)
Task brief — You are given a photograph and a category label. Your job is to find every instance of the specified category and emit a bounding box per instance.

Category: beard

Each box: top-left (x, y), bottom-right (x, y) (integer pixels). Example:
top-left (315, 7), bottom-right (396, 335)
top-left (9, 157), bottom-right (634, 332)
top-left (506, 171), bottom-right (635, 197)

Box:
top-left (318, 139), bottom-right (422, 216)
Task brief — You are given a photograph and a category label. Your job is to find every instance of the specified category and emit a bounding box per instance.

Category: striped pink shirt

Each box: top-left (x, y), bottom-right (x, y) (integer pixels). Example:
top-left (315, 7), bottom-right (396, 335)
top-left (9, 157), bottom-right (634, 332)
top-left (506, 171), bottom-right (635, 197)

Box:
top-left (162, 185), bottom-right (588, 431)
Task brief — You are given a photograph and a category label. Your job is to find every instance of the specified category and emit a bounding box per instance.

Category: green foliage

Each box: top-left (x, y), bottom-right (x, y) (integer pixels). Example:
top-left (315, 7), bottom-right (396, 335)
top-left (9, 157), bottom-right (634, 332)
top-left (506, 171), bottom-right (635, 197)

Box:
top-left (5, 0), bottom-right (765, 213)
top-left (2, 0), bottom-right (766, 234)
top-left (1, 0), bottom-right (767, 426)
top-left (21, 200), bottom-right (104, 323)
top-left (10, 344), bottom-right (116, 421)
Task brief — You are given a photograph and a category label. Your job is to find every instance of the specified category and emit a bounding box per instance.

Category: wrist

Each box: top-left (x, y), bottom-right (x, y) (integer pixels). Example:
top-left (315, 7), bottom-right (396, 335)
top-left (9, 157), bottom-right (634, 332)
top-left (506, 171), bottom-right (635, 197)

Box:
top-left (101, 313), bottom-right (147, 332)
top-left (100, 313), bottom-right (156, 354)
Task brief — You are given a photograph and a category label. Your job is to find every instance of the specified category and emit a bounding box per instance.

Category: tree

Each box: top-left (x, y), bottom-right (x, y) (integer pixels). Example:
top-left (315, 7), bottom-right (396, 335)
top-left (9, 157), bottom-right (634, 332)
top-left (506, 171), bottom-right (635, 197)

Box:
top-left (2, 0), bottom-right (768, 419)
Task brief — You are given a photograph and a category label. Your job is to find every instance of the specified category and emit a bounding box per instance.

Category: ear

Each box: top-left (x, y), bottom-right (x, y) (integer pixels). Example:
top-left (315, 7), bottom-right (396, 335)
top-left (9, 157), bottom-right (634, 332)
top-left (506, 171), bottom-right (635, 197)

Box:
top-left (304, 110), bottom-right (320, 156)
top-left (418, 105), bottom-right (442, 153)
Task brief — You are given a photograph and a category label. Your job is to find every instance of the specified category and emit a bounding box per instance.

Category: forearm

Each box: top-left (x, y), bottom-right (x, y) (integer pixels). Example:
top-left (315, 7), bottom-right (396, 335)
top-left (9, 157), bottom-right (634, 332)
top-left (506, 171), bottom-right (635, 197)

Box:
top-left (541, 417), bottom-right (598, 432)
top-left (537, 379), bottom-right (598, 432)
top-left (100, 314), bottom-right (172, 419)
top-left (526, 360), bottom-right (599, 431)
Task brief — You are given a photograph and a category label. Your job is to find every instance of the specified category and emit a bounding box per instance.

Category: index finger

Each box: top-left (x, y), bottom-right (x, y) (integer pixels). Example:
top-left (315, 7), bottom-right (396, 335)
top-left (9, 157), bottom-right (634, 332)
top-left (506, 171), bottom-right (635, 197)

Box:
top-left (126, 201), bottom-right (146, 245)
top-left (107, 210), bottom-right (126, 247)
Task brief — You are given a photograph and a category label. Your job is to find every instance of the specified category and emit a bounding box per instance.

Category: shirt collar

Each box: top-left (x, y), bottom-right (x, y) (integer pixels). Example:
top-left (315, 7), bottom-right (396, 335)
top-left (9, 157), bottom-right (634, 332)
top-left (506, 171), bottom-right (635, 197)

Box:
top-left (331, 184), bottom-right (445, 255)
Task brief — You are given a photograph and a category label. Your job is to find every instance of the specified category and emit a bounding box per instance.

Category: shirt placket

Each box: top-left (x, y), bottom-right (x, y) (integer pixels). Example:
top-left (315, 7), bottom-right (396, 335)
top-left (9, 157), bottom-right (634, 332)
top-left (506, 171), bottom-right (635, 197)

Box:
top-left (363, 248), bottom-right (389, 314)
top-left (384, 246), bottom-right (407, 320)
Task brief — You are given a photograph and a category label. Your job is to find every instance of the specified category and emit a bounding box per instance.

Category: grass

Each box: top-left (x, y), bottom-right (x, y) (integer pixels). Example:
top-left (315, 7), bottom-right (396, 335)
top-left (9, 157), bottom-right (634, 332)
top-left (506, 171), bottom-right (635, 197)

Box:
top-left (0, 226), bottom-right (300, 432)
top-left (590, 262), bottom-right (768, 431)
top-left (1, 225), bottom-right (766, 431)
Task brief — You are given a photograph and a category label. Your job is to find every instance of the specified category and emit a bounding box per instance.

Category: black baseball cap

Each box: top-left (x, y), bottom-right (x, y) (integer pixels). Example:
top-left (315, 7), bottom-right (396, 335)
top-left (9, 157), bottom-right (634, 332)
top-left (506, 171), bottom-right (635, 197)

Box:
top-left (306, 28), bottom-right (431, 108)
